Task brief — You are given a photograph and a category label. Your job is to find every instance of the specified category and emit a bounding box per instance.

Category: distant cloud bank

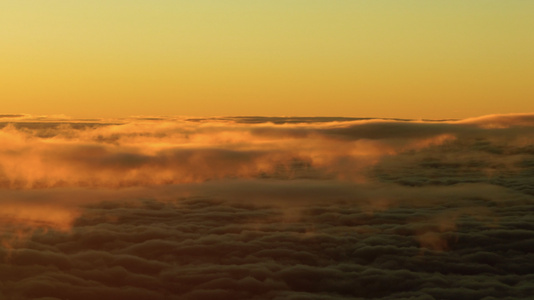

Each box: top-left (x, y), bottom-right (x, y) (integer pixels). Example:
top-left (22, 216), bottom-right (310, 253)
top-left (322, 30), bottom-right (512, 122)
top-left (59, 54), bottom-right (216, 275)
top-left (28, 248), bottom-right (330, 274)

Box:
top-left (1, 114), bottom-right (533, 299)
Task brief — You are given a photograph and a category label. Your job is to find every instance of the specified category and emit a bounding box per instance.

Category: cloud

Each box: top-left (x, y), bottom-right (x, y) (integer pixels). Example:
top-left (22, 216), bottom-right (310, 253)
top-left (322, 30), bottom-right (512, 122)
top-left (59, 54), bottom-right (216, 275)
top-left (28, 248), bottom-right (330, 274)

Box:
top-left (1, 113), bottom-right (534, 299)
top-left (2, 185), bottom-right (533, 299)
top-left (456, 113), bottom-right (534, 128)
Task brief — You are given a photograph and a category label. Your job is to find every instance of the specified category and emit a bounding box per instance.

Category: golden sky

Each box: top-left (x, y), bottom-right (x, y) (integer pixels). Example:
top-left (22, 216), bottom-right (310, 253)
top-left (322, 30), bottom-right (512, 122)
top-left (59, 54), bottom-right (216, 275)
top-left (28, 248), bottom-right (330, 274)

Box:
top-left (1, 1), bottom-right (533, 118)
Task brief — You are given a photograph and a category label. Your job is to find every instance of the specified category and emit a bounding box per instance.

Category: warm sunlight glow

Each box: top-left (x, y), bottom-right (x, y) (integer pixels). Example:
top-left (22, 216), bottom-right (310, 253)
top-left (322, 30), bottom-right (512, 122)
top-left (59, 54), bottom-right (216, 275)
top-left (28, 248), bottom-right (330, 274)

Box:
top-left (1, 1), bottom-right (533, 118)
top-left (1, 1), bottom-right (533, 299)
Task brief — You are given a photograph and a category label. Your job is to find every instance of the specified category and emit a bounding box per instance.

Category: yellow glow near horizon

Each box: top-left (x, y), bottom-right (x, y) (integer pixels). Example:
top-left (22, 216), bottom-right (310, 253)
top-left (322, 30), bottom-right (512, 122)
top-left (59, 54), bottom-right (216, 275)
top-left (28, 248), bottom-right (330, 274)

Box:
top-left (1, 1), bottom-right (533, 118)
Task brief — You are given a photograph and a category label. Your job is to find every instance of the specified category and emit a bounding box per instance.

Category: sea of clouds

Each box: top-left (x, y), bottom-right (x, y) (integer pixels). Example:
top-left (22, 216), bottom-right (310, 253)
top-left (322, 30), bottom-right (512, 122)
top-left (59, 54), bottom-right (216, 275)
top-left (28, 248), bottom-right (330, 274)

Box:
top-left (1, 113), bottom-right (533, 299)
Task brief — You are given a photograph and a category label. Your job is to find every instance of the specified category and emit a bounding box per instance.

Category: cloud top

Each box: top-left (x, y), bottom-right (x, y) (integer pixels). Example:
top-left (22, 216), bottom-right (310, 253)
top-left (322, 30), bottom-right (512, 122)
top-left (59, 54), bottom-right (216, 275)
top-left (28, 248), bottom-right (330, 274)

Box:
top-left (1, 113), bottom-right (534, 299)
top-left (1, 113), bottom-right (531, 188)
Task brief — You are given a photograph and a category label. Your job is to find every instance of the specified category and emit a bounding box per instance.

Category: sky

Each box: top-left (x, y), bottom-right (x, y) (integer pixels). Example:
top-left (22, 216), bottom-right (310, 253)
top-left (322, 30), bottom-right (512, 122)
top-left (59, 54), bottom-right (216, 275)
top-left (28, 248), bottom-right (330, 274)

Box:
top-left (1, 1), bottom-right (533, 118)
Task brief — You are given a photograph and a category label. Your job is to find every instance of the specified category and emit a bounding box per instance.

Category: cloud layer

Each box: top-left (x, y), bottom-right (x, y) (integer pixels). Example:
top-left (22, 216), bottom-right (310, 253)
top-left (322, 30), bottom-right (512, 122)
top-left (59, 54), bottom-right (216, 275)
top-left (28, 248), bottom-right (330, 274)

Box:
top-left (1, 114), bottom-right (534, 299)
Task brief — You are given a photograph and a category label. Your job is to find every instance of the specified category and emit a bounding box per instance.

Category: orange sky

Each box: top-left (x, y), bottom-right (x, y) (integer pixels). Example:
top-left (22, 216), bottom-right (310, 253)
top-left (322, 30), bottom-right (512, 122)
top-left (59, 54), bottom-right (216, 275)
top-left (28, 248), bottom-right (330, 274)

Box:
top-left (1, 1), bottom-right (533, 118)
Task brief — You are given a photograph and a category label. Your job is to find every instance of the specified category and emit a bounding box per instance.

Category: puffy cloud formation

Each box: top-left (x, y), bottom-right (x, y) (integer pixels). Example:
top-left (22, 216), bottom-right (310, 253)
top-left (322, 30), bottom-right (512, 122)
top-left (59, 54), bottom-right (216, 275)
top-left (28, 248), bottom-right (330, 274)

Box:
top-left (1, 114), bottom-right (533, 299)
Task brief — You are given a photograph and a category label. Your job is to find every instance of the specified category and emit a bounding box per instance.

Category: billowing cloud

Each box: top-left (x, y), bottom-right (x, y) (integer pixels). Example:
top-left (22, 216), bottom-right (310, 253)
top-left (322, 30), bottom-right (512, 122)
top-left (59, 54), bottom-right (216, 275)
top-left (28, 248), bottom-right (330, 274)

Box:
top-left (1, 114), bottom-right (533, 299)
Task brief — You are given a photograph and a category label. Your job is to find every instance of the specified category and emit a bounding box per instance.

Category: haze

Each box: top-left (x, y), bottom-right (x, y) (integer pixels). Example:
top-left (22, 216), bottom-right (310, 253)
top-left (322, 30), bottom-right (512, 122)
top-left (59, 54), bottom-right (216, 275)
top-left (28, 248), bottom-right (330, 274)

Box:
top-left (1, 1), bottom-right (533, 118)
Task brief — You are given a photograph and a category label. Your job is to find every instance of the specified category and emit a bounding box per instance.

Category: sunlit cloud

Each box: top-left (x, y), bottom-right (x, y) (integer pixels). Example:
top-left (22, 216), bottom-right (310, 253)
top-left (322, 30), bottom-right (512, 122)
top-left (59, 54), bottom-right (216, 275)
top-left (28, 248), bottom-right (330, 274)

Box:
top-left (1, 114), bottom-right (533, 299)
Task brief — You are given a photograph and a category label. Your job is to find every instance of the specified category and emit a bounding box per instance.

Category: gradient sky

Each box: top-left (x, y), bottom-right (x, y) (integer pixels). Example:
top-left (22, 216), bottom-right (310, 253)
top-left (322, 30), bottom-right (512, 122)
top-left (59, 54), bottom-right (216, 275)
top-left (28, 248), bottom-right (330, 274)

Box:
top-left (1, 1), bottom-right (533, 118)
